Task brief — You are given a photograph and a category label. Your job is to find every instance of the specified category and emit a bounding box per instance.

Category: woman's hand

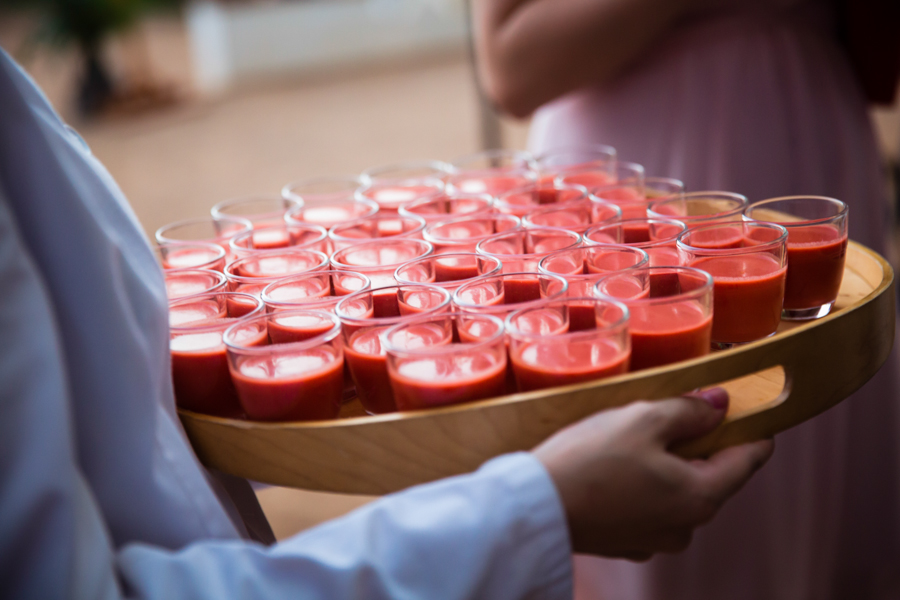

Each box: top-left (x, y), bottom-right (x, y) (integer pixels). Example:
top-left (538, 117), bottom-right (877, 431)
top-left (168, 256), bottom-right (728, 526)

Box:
top-left (533, 389), bottom-right (773, 559)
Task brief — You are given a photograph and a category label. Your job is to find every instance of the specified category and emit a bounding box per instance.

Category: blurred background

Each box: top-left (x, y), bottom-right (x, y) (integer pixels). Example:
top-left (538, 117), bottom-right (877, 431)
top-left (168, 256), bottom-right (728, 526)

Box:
top-left (1, 0), bottom-right (898, 540)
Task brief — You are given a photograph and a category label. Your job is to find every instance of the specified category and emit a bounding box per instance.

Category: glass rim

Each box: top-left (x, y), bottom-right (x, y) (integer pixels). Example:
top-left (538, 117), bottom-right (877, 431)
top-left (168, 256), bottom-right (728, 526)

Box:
top-left (557, 160), bottom-right (645, 187)
top-left (449, 148), bottom-right (536, 171)
top-left (398, 193), bottom-right (494, 220)
top-left (534, 143), bottom-right (617, 166)
top-left (334, 284), bottom-right (452, 326)
top-left (381, 311), bottom-right (506, 357)
top-left (329, 238), bottom-right (434, 271)
top-left (676, 221), bottom-right (788, 256)
top-left (584, 217), bottom-right (687, 248)
top-left (452, 271), bottom-right (570, 310)
top-left (537, 243), bottom-right (650, 278)
top-left (223, 308), bottom-right (342, 354)
top-left (355, 176), bottom-right (446, 199)
top-left (165, 267), bottom-right (227, 285)
top-left (155, 215), bottom-right (252, 245)
top-left (281, 174), bottom-right (363, 202)
top-left (523, 196), bottom-right (623, 228)
top-left (210, 194), bottom-right (301, 221)
top-left (229, 222), bottom-right (328, 255)
top-left (422, 213), bottom-right (522, 245)
top-left (360, 159), bottom-right (454, 184)
top-left (647, 191), bottom-right (748, 222)
top-left (504, 296), bottom-right (630, 340)
top-left (283, 196), bottom-right (379, 227)
top-left (474, 226), bottom-right (583, 258)
top-left (393, 252), bottom-right (503, 286)
top-left (327, 214), bottom-right (427, 243)
top-left (169, 291), bottom-right (264, 333)
top-left (156, 242), bottom-right (226, 270)
top-left (593, 266), bottom-right (714, 307)
top-left (743, 195), bottom-right (848, 227)
top-left (223, 249), bottom-right (330, 284)
top-left (261, 269), bottom-right (372, 309)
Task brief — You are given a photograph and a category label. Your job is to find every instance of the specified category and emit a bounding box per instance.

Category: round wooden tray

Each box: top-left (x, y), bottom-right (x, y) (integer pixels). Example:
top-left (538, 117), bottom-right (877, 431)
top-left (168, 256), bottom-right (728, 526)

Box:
top-left (180, 241), bottom-right (895, 495)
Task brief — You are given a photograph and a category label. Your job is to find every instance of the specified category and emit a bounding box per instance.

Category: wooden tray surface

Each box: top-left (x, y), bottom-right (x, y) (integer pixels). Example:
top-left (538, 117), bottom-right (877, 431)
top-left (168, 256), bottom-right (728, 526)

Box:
top-left (179, 241), bottom-right (895, 495)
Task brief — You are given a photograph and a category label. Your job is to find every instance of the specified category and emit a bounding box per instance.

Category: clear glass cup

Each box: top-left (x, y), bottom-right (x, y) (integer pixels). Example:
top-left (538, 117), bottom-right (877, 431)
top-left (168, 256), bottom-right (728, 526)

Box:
top-left (330, 238), bottom-right (433, 291)
top-left (282, 175), bottom-right (378, 230)
top-left (594, 266), bottom-right (713, 370)
top-left (678, 221), bottom-right (788, 346)
top-left (743, 195), bottom-right (849, 320)
top-left (523, 196), bottom-right (622, 234)
top-left (156, 216), bottom-right (252, 256)
top-left (587, 176), bottom-right (684, 221)
top-left (156, 242), bottom-right (226, 272)
top-left (355, 177), bottom-right (445, 215)
top-left (262, 270), bottom-right (371, 313)
top-left (539, 245), bottom-right (649, 326)
top-left (229, 223), bottom-right (329, 257)
top-left (584, 217), bottom-right (687, 266)
top-left (398, 193), bottom-right (493, 223)
top-left (223, 309), bottom-right (343, 421)
top-left (535, 144), bottom-right (617, 188)
top-left (475, 227), bottom-right (583, 272)
top-left (648, 191), bottom-right (748, 229)
top-left (335, 284), bottom-right (452, 414)
top-left (211, 194), bottom-right (302, 230)
top-left (224, 249), bottom-right (329, 297)
top-left (423, 213), bottom-right (521, 254)
top-left (328, 214), bottom-right (427, 251)
top-left (493, 183), bottom-right (588, 217)
top-left (556, 160), bottom-right (646, 191)
top-left (169, 291), bottom-right (264, 417)
top-left (447, 149), bottom-right (537, 196)
top-left (453, 272), bottom-right (569, 317)
top-left (383, 312), bottom-right (508, 410)
top-left (506, 297), bottom-right (630, 391)
top-left (360, 159), bottom-right (454, 185)
top-left (394, 253), bottom-right (502, 292)
top-left (164, 269), bottom-right (227, 300)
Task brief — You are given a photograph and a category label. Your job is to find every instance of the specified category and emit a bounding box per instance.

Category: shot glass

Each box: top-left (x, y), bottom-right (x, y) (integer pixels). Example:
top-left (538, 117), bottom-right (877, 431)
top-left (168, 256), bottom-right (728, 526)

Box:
top-left (447, 149), bottom-right (537, 196)
top-left (587, 176), bottom-right (685, 221)
top-left (224, 249), bottom-right (329, 297)
top-left (539, 245), bottom-right (649, 328)
top-left (282, 175), bottom-right (378, 229)
top-left (164, 269), bottom-right (227, 300)
top-left (169, 291), bottom-right (263, 417)
top-left (229, 223), bottom-right (329, 257)
top-left (211, 194), bottom-right (302, 230)
top-left (330, 237), bottom-right (434, 293)
top-left (360, 159), bottom-right (454, 185)
top-left (522, 196), bottom-right (622, 234)
top-left (423, 213), bottom-right (521, 254)
top-left (678, 221), bottom-right (788, 346)
top-left (398, 193), bottom-right (493, 223)
top-left (475, 227), bottom-right (582, 272)
top-left (262, 270), bottom-right (371, 314)
top-left (224, 309), bottom-right (343, 421)
top-left (394, 253), bottom-right (502, 292)
top-left (493, 182), bottom-right (589, 216)
top-left (584, 218), bottom-right (687, 266)
top-left (336, 284), bottom-right (451, 414)
top-left (648, 191), bottom-right (748, 229)
top-left (557, 160), bottom-right (646, 191)
top-left (156, 242), bottom-right (226, 272)
top-left (453, 272), bottom-right (569, 317)
top-left (594, 266), bottom-right (713, 370)
top-left (328, 214), bottom-right (427, 251)
top-left (355, 177), bottom-right (445, 215)
top-left (535, 144), bottom-right (617, 189)
top-left (383, 312), bottom-right (507, 410)
top-left (155, 216), bottom-right (252, 256)
top-left (744, 196), bottom-right (848, 320)
top-left (506, 297), bottom-right (630, 392)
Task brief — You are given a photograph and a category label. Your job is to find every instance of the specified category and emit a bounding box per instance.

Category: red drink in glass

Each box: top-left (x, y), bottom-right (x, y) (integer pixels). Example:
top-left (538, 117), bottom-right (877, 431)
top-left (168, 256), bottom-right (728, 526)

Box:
top-left (475, 227), bottom-right (582, 273)
top-left (356, 178), bottom-right (445, 215)
top-left (394, 253), bottom-right (502, 293)
top-left (423, 213), bottom-right (521, 254)
top-left (164, 269), bottom-right (227, 300)
top-left (585, 218), bottom-right (686, 267)
top-left (211, 194), bottom-right (301, 230)
top-left (398, 193), bottom-right (493, 223)
top-left (157, 242), bottom-right (227, 272)
top-left (648, 191), bottom-right (747, 231)
top-left (448, 149), bottom-right (536, 196)
top-left (224, 249), bottom-right (329, 298)
top-left (328, 215), bottom-right (426, 251)
top-left (229, 223), bottom-right (329, 257)
top-left (156, 216), bottom-right (252, 259)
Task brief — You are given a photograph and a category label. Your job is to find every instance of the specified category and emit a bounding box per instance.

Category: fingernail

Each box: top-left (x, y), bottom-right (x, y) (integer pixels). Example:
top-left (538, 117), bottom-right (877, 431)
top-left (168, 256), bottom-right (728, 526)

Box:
top-left (687, 387), bottom-right (729, 411)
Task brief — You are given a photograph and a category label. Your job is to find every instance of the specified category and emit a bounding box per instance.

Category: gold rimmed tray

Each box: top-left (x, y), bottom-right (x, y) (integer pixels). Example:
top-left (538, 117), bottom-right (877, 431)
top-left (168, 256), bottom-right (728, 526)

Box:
top-left (179, 240), bottom-right (895, 495)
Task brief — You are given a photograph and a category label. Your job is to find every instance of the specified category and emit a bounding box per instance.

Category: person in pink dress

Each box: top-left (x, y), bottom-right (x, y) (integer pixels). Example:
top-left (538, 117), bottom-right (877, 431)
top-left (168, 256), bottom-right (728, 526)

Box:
top-left (473, 0), bottom-right (900, 598)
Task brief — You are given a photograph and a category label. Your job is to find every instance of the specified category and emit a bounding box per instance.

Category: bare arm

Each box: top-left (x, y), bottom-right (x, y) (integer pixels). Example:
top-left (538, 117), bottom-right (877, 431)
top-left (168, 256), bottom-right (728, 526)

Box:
top-left (472, 0), bottom-right (697, 117)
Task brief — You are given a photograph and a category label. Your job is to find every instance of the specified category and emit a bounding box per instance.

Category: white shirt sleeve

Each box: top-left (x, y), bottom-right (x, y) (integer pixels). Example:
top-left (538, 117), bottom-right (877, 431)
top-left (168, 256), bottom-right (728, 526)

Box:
top-left (0, 49), bottom-right (573, 600)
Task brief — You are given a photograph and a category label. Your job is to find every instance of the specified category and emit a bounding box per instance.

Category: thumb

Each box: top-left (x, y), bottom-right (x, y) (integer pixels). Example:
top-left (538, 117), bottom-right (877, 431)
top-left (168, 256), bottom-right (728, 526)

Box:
top-left (649, 388), bottom-right (729, 446)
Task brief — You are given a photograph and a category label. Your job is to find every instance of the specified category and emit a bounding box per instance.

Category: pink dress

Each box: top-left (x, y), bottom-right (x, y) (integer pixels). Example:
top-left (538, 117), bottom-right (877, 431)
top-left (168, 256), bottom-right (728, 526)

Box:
top-left (529, 2), bottom-right (900, 598)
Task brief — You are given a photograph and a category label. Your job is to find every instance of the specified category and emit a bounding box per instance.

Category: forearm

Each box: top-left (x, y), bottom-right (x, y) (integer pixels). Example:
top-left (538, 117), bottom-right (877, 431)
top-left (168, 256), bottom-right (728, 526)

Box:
top-left (473, 0), bottom-right (695, 117)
